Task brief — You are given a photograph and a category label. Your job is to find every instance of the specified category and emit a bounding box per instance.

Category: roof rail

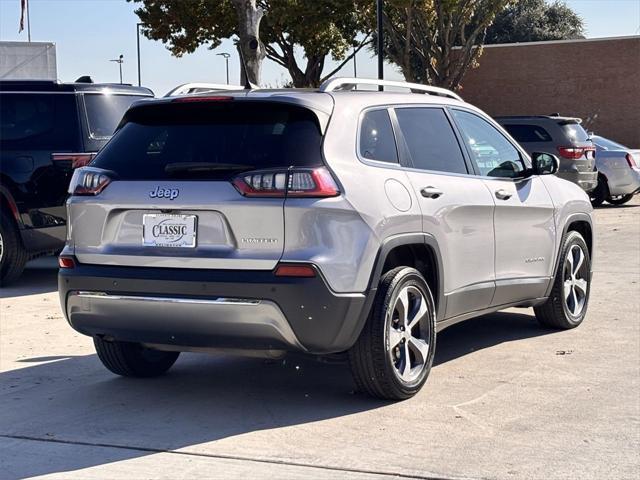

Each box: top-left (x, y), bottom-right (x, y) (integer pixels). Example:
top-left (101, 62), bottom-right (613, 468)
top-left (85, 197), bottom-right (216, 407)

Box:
top-left (319, 77), bottom-right (463, 102)
top-left (164, 82), bottom-right (244, 97)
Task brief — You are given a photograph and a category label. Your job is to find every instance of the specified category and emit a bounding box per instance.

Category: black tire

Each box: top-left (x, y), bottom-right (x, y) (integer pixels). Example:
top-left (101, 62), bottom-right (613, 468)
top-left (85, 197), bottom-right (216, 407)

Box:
top-left (589, 175), bottom-right (608, 208)
top-left (94, 337), bottom-right (179, 377)
top-left (0, 211), bottom-right (29, 287)
top-left (349, 267), bottom-right (436, 400)
top-left (534, 231), bottom-right (591, 329)
top-left (606, 194), bottom-right (634, 206)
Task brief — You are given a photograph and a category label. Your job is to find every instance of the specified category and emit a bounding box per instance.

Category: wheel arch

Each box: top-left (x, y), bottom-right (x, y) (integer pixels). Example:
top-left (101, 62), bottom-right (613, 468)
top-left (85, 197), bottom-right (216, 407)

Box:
top-left (0, 185), bottom-right (23, 228)
top-left (367, 233), bottom-right (445, 321)
top-left (545, 213), bottom-right (593, 298)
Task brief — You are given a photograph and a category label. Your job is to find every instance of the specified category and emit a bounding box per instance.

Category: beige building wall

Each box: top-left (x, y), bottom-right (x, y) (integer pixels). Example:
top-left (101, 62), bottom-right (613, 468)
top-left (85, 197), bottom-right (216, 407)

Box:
top-left (459, 36), bottom-right (640, 147)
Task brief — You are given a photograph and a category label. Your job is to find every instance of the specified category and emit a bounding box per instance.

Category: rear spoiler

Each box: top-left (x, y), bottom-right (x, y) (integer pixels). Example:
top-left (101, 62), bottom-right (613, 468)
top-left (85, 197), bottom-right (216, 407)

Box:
top-left (557, 118), bottom-right (583, 126)
top-left (115, 97), bottom-right (332, 135)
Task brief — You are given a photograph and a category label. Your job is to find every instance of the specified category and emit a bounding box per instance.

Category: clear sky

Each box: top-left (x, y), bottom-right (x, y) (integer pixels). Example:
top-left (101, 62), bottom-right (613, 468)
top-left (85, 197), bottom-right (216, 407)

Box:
top-left (0, 0), bottom-right (638, 96)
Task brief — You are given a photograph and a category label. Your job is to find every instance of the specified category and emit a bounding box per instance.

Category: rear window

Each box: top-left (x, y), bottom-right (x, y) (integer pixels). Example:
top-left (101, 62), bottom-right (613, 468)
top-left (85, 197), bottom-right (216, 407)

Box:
top-left (0, 93), bottom-right (80, 151)
top-left (594, 136), bottom-right (627, 151)
top-left (359, 109), bottom-right (398, 163)
top-left (502, 124), bottom-right (552, 143)
top-left (560, 122), bottom-right (590, 143)
top-left (91, 101), bottom-right (324, 180)
top-left (83, 93), bottom-right (150, 139)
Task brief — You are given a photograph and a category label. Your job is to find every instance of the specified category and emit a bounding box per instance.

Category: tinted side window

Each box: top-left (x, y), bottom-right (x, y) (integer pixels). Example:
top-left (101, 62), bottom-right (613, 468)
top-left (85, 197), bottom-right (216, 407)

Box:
top-left (395, 107), bottom-right (467, 174)
top-left (452, 110), bottom-right (525, 178)
top-left (359, 109), bottom-right (398, 163)
top-left (83, 94), bottom-right (150, 139)
top-left (0, 93), bottom-right (80, 151)
top-left (503, 124), bottom-right (552, 143)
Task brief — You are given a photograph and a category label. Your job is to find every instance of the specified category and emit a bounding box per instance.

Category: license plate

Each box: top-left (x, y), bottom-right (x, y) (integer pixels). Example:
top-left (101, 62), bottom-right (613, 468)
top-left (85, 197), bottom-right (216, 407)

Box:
top-left (142, 214), bottom-right (197, 248)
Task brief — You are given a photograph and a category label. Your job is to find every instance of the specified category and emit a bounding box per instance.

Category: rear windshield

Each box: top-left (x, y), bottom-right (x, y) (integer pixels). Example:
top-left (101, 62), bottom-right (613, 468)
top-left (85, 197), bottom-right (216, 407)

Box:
top-left (560, 122), bottom-right (591, 143)
top-left (83, 93), bottom-right (151, 139)
top-left (593, 136), bottom-right (627, 151)
top-left (91, 101), bottom-right (324, 180)
top-left (502, 124), bottom-right (553, 143)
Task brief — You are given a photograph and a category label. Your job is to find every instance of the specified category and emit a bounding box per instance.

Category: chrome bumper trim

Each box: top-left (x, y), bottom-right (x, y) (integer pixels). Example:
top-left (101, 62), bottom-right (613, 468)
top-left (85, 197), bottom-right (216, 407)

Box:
top-left (75, 292), bottom-right (261, 306)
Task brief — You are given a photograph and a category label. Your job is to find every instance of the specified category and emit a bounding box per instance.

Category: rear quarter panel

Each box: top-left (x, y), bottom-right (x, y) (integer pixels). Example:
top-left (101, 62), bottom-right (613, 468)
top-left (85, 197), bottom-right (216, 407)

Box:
top-left (302, 100), bottom-right (422, 293)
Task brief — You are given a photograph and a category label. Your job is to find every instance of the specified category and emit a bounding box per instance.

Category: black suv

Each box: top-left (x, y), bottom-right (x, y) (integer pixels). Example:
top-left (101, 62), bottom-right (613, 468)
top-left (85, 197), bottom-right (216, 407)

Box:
top-left (0, 80), bottom-right (153, 284)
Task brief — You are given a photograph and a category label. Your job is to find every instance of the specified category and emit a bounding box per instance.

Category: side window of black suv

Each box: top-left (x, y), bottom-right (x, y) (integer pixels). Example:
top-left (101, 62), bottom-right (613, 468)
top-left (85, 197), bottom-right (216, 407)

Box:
top-left (0, 93), bottom-right (80, 152)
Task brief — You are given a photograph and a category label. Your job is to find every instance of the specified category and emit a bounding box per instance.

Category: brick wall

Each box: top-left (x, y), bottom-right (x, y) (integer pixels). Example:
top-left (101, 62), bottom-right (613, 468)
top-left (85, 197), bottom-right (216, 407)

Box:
top-left (460, 36), bottom-right (640, 147)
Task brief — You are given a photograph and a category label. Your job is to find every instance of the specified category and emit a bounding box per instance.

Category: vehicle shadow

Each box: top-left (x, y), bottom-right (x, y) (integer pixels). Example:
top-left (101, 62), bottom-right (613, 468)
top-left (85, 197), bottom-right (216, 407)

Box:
top-left (1, 311), bottom-right (551, 479)
top-left (434, 311), bottom-right (547, 365)
top-left (596, 203), bottom-right (639, 209)
top-left (0, 257), bottom-right (58, 299)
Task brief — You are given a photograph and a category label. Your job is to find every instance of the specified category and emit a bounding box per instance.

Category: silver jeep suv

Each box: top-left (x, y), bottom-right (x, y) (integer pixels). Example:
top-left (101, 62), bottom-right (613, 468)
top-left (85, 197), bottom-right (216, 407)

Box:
top-left (59, 78), bottom-right (594, 400)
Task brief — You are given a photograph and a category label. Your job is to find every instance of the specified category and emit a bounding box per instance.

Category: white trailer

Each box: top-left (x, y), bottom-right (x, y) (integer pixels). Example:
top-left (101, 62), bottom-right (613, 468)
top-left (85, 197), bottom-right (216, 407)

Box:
top-left (0, 41), bottom-right (57, 80)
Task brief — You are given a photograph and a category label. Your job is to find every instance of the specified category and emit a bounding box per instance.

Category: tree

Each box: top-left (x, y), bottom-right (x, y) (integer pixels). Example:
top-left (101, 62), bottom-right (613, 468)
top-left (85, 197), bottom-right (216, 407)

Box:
top-left (376, 0), bottom-right (511, 90)
top-left (261, 1), bottom-right (370, 87)
top-left (485, 0), bottom-right (585, 44)
top-left (130, 0), bottom-right (264, 84)
top-left (231, 0), bottom-right (266, 85)
top-left (130, 0), bottom-right (369, 88)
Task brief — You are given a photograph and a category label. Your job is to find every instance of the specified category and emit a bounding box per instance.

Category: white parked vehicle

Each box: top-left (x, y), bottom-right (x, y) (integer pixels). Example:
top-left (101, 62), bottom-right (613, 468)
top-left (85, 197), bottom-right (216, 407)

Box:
top-left (164, 83), bottom-right (243, 97)
top-left (590, 135), bottom-right (640, 206)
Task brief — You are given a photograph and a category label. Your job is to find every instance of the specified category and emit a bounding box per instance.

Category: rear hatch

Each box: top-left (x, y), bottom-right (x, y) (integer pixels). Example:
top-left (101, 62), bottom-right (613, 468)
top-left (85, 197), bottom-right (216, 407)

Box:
top-left (556, 120), bottom-right (596, 173)
top-left (67, 99), bottom-right (328, 270)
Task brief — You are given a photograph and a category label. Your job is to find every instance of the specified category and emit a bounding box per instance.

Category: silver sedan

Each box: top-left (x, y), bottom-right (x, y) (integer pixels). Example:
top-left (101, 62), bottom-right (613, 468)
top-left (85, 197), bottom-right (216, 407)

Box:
top-left (591, 135), bottom-right (640, 206)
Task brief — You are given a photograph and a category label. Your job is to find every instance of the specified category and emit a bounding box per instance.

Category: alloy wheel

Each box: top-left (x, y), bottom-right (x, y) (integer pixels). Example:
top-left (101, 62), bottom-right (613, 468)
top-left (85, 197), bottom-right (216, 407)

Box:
top-left (388, 285), bottom-right (431, 382)
top-left (563, 244), bottom-right (588, 317)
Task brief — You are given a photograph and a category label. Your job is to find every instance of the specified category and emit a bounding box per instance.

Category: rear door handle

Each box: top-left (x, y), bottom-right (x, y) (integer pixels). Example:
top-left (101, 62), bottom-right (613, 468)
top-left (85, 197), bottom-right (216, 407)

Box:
top-left (420, 186), bottom-right (443, 199)
top-left (495, 189), bottom-right (512, 200)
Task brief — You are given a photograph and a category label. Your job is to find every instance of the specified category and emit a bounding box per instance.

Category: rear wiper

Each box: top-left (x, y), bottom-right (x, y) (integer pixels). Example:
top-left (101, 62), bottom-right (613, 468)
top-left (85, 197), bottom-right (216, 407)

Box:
top-left (164, 162), bottom-right (253, 174)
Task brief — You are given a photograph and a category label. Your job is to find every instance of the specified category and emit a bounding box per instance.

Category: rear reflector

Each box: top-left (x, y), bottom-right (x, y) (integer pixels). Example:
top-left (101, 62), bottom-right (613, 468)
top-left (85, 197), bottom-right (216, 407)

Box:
top-left (233, 167), bottom-right (340, 198)
top-left (274, 264), bottom-right (316, 278)
top-left (51, 153), bottom-right (96, 169)
top-left (626, 153), bottom-right (638, 168)
top-left (58, 256), bottom-right (76, 269)
top-left (172, 96), bottom-right (233, 103)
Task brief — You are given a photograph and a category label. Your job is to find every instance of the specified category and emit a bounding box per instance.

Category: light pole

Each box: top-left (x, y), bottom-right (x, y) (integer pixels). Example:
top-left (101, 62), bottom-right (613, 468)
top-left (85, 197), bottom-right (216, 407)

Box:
top-left (353, 47), bottom-right (358, 78)
top-left (136, 23), bottom-right (144, 86)
top-left (376, 0), bottom-right (384, 89)
top-left (110, 55), bottom-right (124, 84)
top-left (217, 52), bottom-right (231, 84)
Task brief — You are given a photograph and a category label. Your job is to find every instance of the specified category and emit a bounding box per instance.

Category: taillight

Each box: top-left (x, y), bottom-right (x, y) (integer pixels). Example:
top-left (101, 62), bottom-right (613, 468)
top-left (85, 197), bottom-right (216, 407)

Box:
top-left (51, 152), bottom-right (96, 169)
top-left (233, 167), bottom-right (340, 198)
top-left (557, 146), bottom-right (595, 160)
top-left (626, 153), bottom-right (638, 168)
top-left (68, 168), bottom-right (112, 196)
top-left (58, 256), bottom-right (76, 269)
top-left (274, 263), bottom-right (316, 278)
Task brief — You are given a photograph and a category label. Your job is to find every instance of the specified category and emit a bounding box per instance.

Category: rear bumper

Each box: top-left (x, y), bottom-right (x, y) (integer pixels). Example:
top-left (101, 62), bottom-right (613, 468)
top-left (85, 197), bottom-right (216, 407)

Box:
top-left (557, 171), bottom-right (598, 192)
top-left (58, 264), bottom-right (368, 354)
top-left (607, 168), bottom-right (640, 196)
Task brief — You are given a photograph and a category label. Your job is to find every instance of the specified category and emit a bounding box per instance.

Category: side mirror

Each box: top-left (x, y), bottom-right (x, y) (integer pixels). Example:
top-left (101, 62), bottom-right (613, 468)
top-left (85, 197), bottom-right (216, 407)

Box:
top-left (531, 152), bottom-right (559, 176)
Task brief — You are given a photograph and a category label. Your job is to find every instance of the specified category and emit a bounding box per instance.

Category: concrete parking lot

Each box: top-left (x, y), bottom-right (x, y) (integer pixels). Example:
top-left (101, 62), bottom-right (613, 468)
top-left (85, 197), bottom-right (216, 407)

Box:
top-left (1, 198), bottom-right (638, 480)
